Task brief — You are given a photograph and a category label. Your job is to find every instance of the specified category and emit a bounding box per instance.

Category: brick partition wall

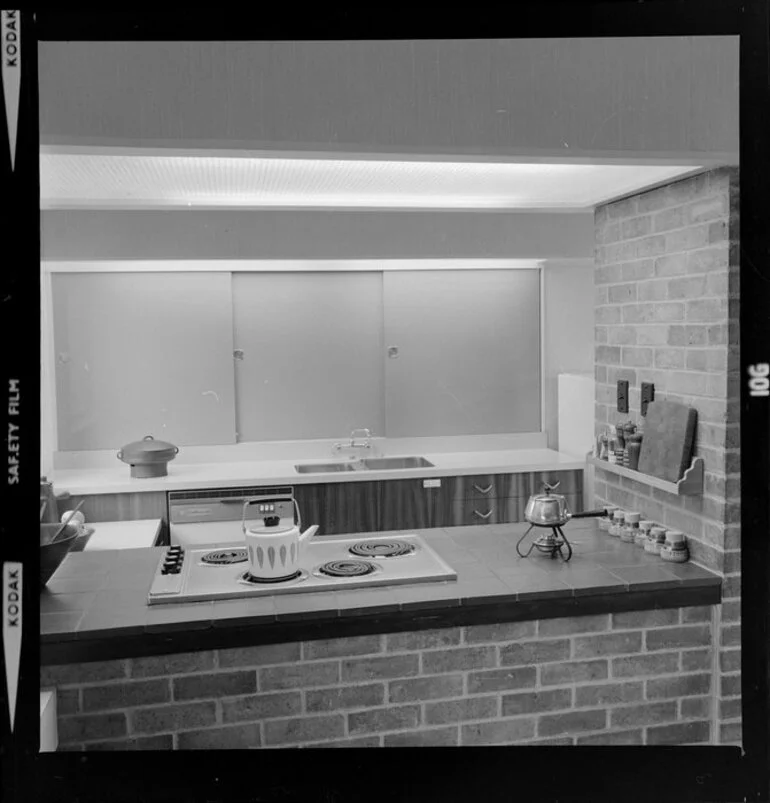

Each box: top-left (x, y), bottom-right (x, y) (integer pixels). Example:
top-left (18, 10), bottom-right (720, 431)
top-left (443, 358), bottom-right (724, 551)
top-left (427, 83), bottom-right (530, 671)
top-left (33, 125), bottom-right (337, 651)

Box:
top-left (41, 607), bottom-right (717, 750)
top-left (592, 166), bottom-right (740, 746)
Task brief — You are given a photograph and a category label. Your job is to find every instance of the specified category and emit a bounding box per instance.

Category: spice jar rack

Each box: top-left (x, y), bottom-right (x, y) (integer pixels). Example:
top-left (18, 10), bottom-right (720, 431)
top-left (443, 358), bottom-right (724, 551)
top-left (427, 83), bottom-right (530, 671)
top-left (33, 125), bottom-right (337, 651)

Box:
top-left (585, 453), bottom-right (704, 496)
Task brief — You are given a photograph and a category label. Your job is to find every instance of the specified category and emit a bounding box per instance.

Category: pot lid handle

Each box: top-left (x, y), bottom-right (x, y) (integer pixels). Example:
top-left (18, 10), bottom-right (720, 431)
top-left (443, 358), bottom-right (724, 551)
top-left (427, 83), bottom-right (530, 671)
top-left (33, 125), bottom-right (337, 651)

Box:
top-left (543, 481), bottom-right (561, 494)
top-left (143, 435), bottom-right (154, 441)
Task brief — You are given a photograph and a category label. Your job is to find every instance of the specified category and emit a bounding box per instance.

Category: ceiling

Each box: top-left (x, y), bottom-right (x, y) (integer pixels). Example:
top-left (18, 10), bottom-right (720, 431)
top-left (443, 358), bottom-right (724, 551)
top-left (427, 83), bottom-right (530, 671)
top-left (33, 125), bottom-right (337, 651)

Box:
top-left (40, 149), bottom-right (703, 211)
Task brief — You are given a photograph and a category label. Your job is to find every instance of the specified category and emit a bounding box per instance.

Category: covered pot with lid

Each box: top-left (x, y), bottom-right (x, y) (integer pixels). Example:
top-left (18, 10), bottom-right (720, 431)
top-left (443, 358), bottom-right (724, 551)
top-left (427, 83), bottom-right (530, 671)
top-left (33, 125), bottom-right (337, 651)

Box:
top-left (117, 435), bottom-right (179, 478)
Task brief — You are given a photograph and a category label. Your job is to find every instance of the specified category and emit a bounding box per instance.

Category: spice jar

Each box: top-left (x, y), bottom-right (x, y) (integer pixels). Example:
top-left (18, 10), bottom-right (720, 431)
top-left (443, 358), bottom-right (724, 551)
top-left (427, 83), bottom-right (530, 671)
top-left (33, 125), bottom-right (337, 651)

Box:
top-left (620, 511), bottom-right (639, 543)
top-left (638, 520), bottom-right (654, 546)
top-left (609, 510), bottom-right (625, 537)
top-left (600, 505), bottom-right (618, 531)
top-left (626, 434), bottom-right (643, 471)
top-left (648, 526), bottom-right (667, 554)
top-left (660, 530), bottom-right (689, 563)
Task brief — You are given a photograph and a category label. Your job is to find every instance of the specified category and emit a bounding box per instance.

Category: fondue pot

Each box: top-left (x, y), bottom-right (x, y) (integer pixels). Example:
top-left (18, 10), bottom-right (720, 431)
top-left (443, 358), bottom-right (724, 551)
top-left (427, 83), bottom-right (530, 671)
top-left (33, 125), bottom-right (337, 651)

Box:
top-left (518, 482), bottom-right (607, 561)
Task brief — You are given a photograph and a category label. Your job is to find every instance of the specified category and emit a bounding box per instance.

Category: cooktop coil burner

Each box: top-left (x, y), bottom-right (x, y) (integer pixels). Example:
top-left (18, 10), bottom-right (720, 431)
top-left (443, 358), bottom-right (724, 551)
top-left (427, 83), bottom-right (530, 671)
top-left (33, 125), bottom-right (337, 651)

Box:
top-left (201, 549), bottom-right (248, 565)
top-left (239, 569), bottom-right (307, 585)
top-left (348, 540), bottom-right (416, 558)
top-left (318, 559), bottom-right (377, 578)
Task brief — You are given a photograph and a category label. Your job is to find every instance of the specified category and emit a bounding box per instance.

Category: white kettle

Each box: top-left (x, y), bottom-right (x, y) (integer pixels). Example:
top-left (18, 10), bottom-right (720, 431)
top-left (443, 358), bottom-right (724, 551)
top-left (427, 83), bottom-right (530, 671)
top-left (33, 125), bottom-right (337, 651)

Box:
top-left (241, 497), bottom-right (319, 579)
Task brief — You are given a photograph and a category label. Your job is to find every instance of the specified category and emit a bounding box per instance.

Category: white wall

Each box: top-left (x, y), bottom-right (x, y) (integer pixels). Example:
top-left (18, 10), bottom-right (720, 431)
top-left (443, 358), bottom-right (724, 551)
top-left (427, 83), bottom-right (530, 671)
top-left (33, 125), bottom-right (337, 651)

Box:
top-left (542, 260), bottom-right (595, 450)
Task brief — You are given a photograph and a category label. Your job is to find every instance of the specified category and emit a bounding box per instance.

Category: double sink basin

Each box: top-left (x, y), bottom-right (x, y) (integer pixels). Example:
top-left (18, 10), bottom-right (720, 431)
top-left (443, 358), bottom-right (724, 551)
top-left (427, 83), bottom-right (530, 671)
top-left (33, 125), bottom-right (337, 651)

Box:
top-left (295, 456), bottom-right (434, 474)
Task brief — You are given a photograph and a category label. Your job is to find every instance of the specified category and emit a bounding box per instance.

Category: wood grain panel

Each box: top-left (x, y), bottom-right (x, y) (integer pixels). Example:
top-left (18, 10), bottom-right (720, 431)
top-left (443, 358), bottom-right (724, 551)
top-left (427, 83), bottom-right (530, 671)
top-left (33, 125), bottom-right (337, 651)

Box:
top-left (379, 478), bottom-right (438, 532)
top-left (64, 492), bottom-right (167, 524)
top-left (294, 481), bottom-right (379, 537)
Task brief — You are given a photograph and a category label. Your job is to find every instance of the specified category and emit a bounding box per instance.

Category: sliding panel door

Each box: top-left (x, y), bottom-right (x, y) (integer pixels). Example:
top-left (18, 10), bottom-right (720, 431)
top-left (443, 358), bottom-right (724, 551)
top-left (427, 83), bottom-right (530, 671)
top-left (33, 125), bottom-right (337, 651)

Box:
top-left (232, 272), bottom-right (384, 441)
top-left (52, 271), bottom-right (236, 450)
top-left (383, 269), bottom-right (541, 437)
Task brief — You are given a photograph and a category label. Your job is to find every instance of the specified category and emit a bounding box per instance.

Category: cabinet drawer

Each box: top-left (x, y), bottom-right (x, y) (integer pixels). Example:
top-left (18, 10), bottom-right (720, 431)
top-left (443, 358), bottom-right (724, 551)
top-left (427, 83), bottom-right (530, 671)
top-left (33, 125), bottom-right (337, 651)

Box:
top-left (449, 498), bottom-right (506, 526)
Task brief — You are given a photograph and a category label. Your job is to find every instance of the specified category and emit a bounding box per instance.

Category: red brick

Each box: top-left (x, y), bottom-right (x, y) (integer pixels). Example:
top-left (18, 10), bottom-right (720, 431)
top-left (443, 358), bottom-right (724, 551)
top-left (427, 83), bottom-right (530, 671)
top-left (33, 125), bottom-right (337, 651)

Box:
top-left (655, 253), bottom-right (688, 277)
top-left (610, 701), bottom-right (677, 728)
top-left (573, 631), bottom-right (643, 658)
top-left (218, 643), bottom-right (299, 668)
top-left (173, 671), bottom-right (255, 701)
top-left (719, 698), bottom-right (741, 720)
top-left (178, 724), bottom-right (260, 749)
top-left (82, 735), bottom-right (173, 750)
top-left (687, 245), bottom-right (729, 273)
top-left (389, 675), bottom-right (463, 703)
top-left (56, 688), bottom-right (80, 715)
top-left (502, 689), bottom-right (572, 716)
top-left (538, 709), bottom-right (606, 737)
top-left (303, 635), bottom-right (383, 660)
top-left (577, 729), bottom-right (643, 745)
top-left (680, 696), bottom-right (711, 719)
top-left (461, 718), bottom-right (536, 745)
top-left (647, 720), bottom-right (711, 745)
top-left (646, 673), bottom-right (711, 699)
top-left (464, 621), bottom-right (536, 643)
top-left (665, 225), bottom-right (710, 253)
top-left (682, 649), bottom-right (713, 672)
top-left (383, 728), bottom-right (458, 747)
top-left (422, 646), bottom-right (496, 674)
top-left (596, 306), bottom-right (623, 324)
top-left (260, 661), bottom-right (339, 691)
top-left (621, 347), bottom-right (653, 367)
top-left (221, 691), bottom-right (301, 723)
top-left (425, 696), bottom-right (498, 725)
top-left (611, 653), bottom-right (679, 678)
top-left (341, 654), bottom-right (419, 682)
top-left (719, 649), bottom-right (740, 673)
top-left (386, 628), bottom-right (461, 651)
top-left (654, 347), bottom-right (685, 369)
top-left (719, 722), bottom-right (742, 744)
top-left (264, 714), bottom-right (345, 746)
top-left (608, 283), bottom-right (637, 303)
top-left (538, 615), bottom-right (610, 637)
top-left (638, 279), bottom-right (669, 302)
top-left (42, 660), bottom-right (127, 687)
top-left (131, 652), bottom-right (214, 677)
top-left (58, 712), bottom-right (127, 744)
top-left (682, 606), bottom-right (713, 624)
top-left (574, 682), bottom-right (643, 707)
top-left (467, 667), bottom-right (537, 694)
top-left (720, 674), bottom-right (741, 697)
top-left (308, 736), bottom-right (381, 748)
top-left (611, 609), bottom-right (679, 629)
top-left (596, 345), bottom-right (621, 365)
top-left (719, 625), bottom-right (741, 647)
top-left (500, 639), bottom-right (570, 667)
top-left (348, 705), bottom-right (421, 735)
top-left (82, 679), bottom-right (170, 712)
top-left (306, 684), bottom-right (384, 712)
top-left (620, 259), bottom-right (656, 280)
top-left (653, 207), bottom-right (686, 232)
top-left (130, 702), bottom-right (216, 735)
top-left (647, 626), bottom-right (711, 651)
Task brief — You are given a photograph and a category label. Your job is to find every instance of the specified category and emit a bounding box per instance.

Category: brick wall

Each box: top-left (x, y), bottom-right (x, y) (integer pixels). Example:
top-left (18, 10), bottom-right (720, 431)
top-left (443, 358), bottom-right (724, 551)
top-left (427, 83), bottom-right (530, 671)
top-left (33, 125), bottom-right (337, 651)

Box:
top-left (41, 607), bottom-right (716, 750)
top-left (593, 167), bottom-right (740, 746)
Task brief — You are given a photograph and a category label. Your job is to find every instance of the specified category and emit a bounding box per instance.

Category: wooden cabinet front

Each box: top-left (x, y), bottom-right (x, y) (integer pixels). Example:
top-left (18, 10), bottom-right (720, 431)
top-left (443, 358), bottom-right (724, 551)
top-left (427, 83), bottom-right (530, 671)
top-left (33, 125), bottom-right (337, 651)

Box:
top-left (294, 481), bottom-right (379, 536)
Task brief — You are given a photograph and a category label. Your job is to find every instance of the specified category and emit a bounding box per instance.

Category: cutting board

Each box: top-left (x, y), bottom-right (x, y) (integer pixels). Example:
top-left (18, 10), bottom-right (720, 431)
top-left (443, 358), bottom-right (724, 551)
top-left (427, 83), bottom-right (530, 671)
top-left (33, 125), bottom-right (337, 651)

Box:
top-left (637, 400), bottom-right (698, 484)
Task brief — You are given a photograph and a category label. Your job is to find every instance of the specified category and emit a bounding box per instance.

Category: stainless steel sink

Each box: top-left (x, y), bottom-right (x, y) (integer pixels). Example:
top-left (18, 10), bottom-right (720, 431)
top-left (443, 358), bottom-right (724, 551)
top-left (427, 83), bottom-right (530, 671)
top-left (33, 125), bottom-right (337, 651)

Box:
top-left (361, 456), bottom-right (434, 470)
top-left (295, 462), bottom-right (358, 473)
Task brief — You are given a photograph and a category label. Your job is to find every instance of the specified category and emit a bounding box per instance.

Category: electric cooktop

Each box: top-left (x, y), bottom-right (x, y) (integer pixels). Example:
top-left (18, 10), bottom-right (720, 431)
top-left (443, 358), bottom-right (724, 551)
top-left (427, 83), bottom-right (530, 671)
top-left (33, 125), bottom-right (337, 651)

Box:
top-left (147, 534), bottom-right (457, 605)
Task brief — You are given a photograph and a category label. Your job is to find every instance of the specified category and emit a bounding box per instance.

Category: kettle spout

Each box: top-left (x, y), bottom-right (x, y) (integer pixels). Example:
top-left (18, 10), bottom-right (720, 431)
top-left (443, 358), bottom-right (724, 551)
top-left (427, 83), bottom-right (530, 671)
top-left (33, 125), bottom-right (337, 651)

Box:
top-left (299, 524), bottom-right (319, 543)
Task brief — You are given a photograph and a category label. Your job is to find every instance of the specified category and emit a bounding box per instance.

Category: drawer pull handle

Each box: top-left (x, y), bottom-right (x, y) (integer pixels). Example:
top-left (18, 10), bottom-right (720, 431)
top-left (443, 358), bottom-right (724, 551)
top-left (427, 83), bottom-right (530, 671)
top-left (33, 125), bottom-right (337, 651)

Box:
top-left (473, 508), bottom-right (493, 520)
top-left (473, 484), bottom-right (493, 494)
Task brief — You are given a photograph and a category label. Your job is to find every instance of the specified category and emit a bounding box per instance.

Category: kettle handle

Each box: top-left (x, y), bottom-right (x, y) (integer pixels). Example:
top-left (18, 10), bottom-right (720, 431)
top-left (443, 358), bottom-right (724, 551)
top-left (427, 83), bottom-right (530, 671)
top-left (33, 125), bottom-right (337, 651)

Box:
top-left (241, 497), bottom-right (302, 533)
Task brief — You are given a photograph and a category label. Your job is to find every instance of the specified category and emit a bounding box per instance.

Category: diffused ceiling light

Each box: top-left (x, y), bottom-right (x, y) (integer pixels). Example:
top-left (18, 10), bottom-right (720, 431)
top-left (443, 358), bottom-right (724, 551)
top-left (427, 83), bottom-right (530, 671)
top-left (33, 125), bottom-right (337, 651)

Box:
top-left (39, 151), bottom-right (704, 210)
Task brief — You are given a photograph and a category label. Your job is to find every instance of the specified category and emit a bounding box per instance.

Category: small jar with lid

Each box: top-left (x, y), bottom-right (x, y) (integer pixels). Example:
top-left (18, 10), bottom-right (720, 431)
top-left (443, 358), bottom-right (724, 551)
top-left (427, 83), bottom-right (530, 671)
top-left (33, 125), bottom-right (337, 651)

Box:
top-left (647, 526), bottom-right (667, 554)
top-left (600, 505), bottom-right (618, 531)
top-left (637, 520), bottom-right (654, 547)
top-left (621, 511), bottom-right (640, 543)
top-left (609, 510), bottom-right (625, 537)
top-left (660, 530), bottom-right (689, 563)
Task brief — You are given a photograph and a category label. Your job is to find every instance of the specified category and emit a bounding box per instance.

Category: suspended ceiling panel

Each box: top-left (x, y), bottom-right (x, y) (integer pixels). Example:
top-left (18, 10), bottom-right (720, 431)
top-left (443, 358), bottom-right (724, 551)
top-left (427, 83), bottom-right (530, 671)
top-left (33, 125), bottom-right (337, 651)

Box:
top-left (40, 150), bottom-right (703, 210)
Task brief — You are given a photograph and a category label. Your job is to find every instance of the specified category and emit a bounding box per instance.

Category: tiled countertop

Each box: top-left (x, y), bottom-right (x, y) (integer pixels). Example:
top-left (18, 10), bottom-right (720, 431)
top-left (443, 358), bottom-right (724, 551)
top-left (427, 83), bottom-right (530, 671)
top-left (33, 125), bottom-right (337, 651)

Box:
top-left (40, 520), bottom-right (721, 665)
top-left (50, 448), bottom-right (584, 496)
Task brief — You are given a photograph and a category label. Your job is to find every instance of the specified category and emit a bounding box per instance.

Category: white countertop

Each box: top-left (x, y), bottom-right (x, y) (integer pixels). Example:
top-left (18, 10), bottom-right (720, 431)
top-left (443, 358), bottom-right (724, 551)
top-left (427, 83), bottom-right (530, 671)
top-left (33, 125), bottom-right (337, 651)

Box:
top-left (52, 448), bottom-right (585, 496)
top-left (83, 519), bottom-right (162, 550)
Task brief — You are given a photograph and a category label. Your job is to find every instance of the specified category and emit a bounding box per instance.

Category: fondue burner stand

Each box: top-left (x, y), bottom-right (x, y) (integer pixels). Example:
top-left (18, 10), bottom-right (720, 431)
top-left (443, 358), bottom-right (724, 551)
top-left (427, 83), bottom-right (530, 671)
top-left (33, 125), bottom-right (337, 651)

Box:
top-left (516, 523), bottom-right (574, 562)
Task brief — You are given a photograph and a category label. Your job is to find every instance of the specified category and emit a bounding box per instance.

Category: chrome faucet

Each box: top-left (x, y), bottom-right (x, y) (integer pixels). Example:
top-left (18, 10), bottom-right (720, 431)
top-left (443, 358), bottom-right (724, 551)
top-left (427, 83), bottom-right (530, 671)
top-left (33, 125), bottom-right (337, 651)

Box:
top-left (333, 428), bottom-right (372, 455)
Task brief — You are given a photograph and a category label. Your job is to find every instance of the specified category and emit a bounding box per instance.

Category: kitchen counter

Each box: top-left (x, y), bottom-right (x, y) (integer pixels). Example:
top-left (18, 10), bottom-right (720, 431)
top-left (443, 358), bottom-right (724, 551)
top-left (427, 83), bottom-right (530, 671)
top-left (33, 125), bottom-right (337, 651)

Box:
top-left (50, 448), bottom-right (584, 496)
top-left (40, 520), bottom-right (720, 665)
